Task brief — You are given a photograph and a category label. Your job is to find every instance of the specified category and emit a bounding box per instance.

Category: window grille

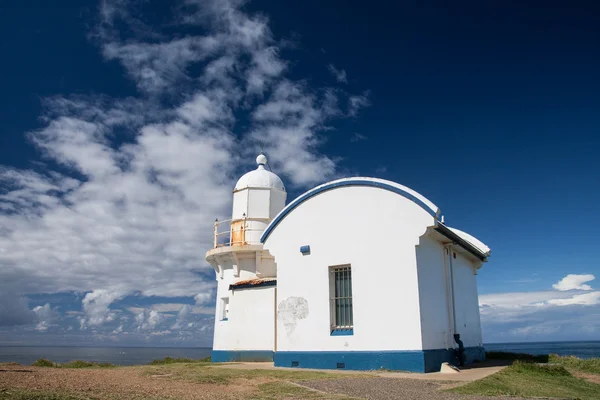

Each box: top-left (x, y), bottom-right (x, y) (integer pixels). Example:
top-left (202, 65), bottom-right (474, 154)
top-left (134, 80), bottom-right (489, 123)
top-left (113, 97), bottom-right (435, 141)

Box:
top-left (330, 265), bottom-right (353, 329)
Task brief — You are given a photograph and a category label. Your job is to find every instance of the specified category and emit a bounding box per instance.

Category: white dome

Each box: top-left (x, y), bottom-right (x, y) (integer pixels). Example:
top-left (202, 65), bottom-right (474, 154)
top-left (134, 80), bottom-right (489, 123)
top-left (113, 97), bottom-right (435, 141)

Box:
top-left (234, 155), bottom-right (285, 191)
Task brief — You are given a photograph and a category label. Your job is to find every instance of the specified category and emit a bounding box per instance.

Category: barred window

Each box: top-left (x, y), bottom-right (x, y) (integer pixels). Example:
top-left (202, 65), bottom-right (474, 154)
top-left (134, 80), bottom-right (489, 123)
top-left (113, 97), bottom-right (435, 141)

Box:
top-left (329, 265), bottom-right (353, 331)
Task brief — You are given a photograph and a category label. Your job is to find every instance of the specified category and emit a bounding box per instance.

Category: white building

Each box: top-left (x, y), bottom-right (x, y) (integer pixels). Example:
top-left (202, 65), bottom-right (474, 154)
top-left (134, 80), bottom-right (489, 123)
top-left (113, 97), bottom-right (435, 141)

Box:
top-left (206, 154), bottom-right (490, 373)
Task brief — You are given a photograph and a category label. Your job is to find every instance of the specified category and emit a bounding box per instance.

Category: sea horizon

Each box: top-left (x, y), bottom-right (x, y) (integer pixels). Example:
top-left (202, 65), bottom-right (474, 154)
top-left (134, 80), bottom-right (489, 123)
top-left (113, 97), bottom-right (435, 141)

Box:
top-left (1, 340), bottom-right (599, 366)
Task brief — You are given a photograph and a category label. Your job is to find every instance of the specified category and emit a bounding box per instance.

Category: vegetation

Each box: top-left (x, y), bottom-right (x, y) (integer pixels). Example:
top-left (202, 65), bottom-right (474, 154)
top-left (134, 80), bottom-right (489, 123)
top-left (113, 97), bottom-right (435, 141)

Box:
top-left (251, 381), bottom-right (348, 399)
top-left (145, 362), bottom-right (353, 386)
top-left (485, 351), bottom-right (548, 363)
top-left (450, 360), bottom-right (600, 400)
top-left (31, 358), bottom-right (114, 368)
top-left (550, 354), bottom-right (600, 374)
top-left (148, 356), bottom-right (211, 365)
top-left (0, 389), bottom-right (94, 400)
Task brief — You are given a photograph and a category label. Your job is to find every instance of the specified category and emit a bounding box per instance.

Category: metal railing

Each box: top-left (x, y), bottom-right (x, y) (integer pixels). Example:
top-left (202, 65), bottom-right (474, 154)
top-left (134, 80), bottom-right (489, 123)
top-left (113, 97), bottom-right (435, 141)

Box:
top-left (212, 215), bottom-right (263, 248)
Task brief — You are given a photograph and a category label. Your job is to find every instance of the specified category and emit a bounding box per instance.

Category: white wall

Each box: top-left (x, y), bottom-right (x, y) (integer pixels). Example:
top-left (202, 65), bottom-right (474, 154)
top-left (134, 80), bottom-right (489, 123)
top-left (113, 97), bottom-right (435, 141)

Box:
top-left (265, 186), bottom-right (436, 352)
top-left (210, 250), bottom-right (277, 352)
top-left (451, 250), bottom-right (483, 348)
top-left (416, 236), bottom-right (484, 350)
top-left (415, 235), bottom-right (453, 350)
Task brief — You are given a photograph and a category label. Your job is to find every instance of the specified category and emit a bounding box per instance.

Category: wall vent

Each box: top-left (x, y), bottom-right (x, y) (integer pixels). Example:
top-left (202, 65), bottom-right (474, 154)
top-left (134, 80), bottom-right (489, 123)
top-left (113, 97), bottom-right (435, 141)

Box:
top-left (336, 362), bottom-right (345, 369)
top-left (291, 361), bottom-right (299, 367)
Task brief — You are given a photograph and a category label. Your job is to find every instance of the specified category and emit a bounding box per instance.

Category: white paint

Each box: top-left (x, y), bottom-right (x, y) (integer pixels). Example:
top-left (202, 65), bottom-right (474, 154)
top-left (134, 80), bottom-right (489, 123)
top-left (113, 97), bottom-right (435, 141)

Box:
top-left (208, 160), bottom-right (489, 361)
top-left (265, 185), bottom-right (435, 352)
top-left (206, 155), bottom-right (286, 354)
top-left (417, 235), bottom-right (483, 350)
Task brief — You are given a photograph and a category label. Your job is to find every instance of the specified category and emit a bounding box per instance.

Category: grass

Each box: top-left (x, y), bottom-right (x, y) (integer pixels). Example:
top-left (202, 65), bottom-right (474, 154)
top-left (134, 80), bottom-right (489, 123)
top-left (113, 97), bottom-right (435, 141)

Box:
top-left (450, 360), bottom-right (600, 400)
top-left (0, 389), bottom-right (97, 400)
top-left (148, 356), bottom-right (211, 365)
top-left (251, 381), bottom-right (353, 400)
top-left (31, 358), bottom-right (115, 368)
top-left (550, 354), bottom-right (600, 374)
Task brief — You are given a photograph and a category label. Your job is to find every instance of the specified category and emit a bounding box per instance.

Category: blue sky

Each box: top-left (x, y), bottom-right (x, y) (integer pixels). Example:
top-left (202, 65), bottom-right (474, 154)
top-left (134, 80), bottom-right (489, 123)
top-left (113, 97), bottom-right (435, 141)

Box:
top-left (1, 0), bottom-right (599, 346)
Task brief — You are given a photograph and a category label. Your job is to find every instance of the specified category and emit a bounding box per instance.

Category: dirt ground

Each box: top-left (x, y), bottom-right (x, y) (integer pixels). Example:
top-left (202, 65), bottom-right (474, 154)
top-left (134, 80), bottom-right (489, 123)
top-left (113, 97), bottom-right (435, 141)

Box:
top-left (0, 363), bottom-right (262, 400)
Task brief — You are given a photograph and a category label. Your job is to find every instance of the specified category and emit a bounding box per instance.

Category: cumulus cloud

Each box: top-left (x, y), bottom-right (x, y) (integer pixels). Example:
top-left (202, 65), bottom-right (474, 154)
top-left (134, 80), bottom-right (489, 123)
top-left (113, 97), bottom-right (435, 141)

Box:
top-left (194, 292), bottom-right (213, 306)
top-left (32, 304), bottom-right (60, 332)
top-left (171, 304), bottom-right (192, 330)
top-left (480, 273), bottom-right (600, 342)
top-left (80, 290), bottom-right (124, 328)
top-left (327, 64), bottom-right (347, 84)
top-left (552, 274), bottom-right (595, 291)
top-left (0, 0), bottom-right (370, 342)
top-left (135, 309), bottom-right (162, 331)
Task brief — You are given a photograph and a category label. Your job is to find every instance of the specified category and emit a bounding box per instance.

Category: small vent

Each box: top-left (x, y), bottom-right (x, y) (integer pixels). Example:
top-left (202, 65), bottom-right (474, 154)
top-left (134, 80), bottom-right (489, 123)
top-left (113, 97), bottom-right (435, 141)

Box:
top-left (291, 361), bottom-right (299, 367)
top-left (336, 362), bottom-right (345, 369)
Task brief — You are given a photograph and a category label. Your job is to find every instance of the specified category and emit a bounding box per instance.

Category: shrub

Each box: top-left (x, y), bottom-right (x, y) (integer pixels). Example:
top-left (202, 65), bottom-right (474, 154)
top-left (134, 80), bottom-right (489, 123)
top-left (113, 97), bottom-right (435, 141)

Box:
top-left (149, 356), bottom-right (210, 365)
top-left (32, 358), bottom-right (55, 367)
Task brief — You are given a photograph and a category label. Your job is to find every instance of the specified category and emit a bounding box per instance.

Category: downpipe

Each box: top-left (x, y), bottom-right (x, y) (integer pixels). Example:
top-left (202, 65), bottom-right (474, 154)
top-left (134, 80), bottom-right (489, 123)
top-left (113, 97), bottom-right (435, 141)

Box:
top-left (446, 243), bottom-right (465, 366)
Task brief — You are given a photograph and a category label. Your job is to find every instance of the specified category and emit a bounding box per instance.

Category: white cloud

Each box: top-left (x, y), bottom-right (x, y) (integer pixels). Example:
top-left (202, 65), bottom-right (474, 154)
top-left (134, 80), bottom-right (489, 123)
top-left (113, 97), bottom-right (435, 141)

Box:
top-left (171, 304), bottom-right (192, 329)
top-left (547, 291), bottom-right (600, 306)
top-left (0, 0), bottom-right (370, 340)
top-left (327, 64), bottom-right (347, 84)
top-left (32, 304), bottom-right (60, 332)
top-left (135, 309), bottom-right (162, 331)
top-left (350, 132), bottom-right (367, 142)
top-left (194, 292), bottom-right (213, 306)
top-left (80, 290), bottom-right (124, 328)
top-left (480, 273), bottom-right (600, 342)
top-left (348, 92), bottom-right (371, 117)
top-left (552, 274), bottom-right (595, 291)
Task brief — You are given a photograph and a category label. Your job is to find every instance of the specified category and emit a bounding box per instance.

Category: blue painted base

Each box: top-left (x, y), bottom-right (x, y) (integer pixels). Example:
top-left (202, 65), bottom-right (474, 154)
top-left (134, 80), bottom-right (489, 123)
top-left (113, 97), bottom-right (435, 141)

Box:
top-left (212, 350), bottom-right (274, 363)
top-left (274, 347), bottom-right (485, 373)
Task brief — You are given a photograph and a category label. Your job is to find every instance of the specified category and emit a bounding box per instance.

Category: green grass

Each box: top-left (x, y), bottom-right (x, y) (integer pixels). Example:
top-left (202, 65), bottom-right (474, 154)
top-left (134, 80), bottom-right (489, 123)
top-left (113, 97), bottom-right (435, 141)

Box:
top-left (450, 361), bottom-right (600, 400)
top-left (31, 358), bottom-right (115, 368)
top-left (148, 356), bottom-right (211, 365)
top-left (550, 354), bottom-right (600, 374)
top-left (0, 389), bottom-right (96, 400)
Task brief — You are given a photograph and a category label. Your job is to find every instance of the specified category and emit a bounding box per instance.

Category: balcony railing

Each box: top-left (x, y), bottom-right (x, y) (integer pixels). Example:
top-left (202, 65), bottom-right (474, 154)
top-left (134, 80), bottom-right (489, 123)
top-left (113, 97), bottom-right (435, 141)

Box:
top-left (212, 216), bottom-right (263, 248)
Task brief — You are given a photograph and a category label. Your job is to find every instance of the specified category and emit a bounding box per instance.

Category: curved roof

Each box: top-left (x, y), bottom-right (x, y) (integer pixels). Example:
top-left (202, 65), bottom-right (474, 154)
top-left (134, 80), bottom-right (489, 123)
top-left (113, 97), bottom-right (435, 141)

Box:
top-left (447, 226), bottom-right (491, 256)
top-left (261, 177), bottom-right (439, 243)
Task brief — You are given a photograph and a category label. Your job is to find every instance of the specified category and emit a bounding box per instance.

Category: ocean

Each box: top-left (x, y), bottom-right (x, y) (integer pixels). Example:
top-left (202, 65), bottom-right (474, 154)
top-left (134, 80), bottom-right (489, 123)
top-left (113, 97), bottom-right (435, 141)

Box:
top-left (0, 341), bottom-right (598, 366)
top-left (0, 346), bottom-right (211, 366)
top-left (483, 341), bottom-right (600, 359)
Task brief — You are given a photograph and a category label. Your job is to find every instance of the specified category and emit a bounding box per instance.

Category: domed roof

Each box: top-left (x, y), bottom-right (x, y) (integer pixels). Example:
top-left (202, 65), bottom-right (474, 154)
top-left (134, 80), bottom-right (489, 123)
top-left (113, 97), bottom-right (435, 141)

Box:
top-left (234, 154), bottom-right (285, 192)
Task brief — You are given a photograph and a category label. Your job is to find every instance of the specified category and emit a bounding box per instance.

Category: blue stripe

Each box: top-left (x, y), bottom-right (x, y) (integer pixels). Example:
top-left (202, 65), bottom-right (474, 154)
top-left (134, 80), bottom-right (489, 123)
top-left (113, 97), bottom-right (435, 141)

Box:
top-left (330, 328), bottom-right (354, 336)
top-left (261, 179), bottom-right (438, 243)
top-left (211, 350), bottom-right (273, 362)
top-left (274, 347), bottom-right (485, 373)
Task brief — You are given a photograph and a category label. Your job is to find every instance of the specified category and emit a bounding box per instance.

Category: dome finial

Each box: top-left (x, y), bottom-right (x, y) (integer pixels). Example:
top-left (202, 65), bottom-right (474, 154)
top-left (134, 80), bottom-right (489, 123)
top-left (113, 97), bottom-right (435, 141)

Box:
top-left (256, 153), bottom-right (267, 166)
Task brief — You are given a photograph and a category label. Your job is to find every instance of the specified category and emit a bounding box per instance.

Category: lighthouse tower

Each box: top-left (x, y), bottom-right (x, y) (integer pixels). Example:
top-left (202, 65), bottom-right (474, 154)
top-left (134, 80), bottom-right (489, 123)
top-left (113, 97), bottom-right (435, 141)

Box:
top-left (206, 154), bottom-right (287, 362)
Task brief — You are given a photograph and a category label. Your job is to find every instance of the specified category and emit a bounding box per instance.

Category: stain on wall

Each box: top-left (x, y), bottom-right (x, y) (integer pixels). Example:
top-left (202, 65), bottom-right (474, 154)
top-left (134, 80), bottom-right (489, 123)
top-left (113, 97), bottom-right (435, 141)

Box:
top-left (277, 297), bottom-right (309, 336)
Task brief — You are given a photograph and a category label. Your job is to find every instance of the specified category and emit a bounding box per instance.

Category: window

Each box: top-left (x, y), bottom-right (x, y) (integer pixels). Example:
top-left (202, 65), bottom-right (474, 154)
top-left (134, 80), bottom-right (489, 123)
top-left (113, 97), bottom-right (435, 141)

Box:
top-left (220, 297), bottom-right (229, 321)
top-left (329, 265), bottom-right (353, 333)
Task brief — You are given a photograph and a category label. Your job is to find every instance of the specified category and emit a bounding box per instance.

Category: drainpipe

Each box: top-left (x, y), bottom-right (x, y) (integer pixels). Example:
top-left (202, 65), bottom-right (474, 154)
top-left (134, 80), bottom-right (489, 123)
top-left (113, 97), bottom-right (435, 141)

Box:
top-left (446, 243), bottom-right (465, 366)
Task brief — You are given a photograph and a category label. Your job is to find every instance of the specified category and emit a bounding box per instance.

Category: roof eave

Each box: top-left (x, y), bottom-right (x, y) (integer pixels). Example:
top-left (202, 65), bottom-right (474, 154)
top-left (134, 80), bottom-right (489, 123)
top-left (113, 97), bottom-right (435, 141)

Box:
top-left (434, 223), bottom-right (489, 262)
